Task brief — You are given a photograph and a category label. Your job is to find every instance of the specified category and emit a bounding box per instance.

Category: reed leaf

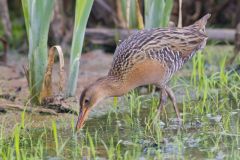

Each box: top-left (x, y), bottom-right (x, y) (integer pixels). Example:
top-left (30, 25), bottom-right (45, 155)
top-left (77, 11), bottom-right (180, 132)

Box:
top-left (120, 0), bottom-right (173, 29)
top-left (121, 0), bottom-right (138, 29)
top-left (162, 0), bottom-right (173, 27)
top-left (129, 0), bottom-right (137, 28)
top-left (135, 0), bottom-right (144, 29)
top-left (66, 0), bottom-right (93, 96)
top-left (144, 0), bottom-right (173, 28)
top-left (22, 0), bottom-right (55, 103)
top-left (21, 0), bottom-right (30, 38)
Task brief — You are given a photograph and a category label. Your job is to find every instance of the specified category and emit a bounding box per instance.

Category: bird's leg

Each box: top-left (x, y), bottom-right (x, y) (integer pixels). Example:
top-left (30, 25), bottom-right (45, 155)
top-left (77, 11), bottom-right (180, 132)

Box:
top-left (156, 87), bottom-right (168, 117)
top-left (165, 86), bottom-right (181, 120)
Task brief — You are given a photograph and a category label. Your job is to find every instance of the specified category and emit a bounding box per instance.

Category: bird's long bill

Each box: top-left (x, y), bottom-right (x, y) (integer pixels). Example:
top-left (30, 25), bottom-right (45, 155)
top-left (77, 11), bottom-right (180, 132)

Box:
top-left (75, 107), bottom-right (90, 131)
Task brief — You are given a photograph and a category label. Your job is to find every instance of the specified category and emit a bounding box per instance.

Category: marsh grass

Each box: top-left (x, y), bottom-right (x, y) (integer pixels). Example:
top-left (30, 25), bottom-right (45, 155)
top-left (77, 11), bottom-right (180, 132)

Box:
top-left (0, 45), bottom-right (240, 159)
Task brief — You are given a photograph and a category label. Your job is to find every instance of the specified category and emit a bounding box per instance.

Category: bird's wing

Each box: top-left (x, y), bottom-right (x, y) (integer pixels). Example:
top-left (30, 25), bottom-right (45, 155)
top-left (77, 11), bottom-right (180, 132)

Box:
top-left (141, 27), bottom-right (208, 62)
top-left (108, 30), bottom-right (151, 78)
top-left (108, 27), bottom-right (207, 78)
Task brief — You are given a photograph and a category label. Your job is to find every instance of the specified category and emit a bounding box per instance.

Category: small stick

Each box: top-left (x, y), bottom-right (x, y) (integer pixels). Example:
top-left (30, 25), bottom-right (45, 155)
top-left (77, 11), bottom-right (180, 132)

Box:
top-left (178, 0), bottom-right (182, 28)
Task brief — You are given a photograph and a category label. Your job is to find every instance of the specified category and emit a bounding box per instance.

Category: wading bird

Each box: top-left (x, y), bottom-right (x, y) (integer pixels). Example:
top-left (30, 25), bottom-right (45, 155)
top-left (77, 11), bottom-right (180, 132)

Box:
top-left (76, 14), bottom-right (211, 130)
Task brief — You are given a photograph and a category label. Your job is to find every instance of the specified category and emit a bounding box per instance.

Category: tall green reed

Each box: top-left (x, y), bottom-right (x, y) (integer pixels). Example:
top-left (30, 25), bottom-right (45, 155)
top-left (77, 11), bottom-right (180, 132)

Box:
top-left (124, 0), bottom-right (137, 28)
top-left (22, 0), bottom-right (94, 100)
top-left (120, 0), bottom-right (173, 29)
top-left (21, 0), bottom-right (55, 103)
top-left (144, 0), bottom-right (173, 28)
top-left (66, 0), bottom-right (94, 96)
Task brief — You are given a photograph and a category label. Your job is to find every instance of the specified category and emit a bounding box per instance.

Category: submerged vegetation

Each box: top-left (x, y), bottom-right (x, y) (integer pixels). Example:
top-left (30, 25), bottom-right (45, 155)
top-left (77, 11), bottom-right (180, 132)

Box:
top-left (0, 45), bottom-right (239, 159)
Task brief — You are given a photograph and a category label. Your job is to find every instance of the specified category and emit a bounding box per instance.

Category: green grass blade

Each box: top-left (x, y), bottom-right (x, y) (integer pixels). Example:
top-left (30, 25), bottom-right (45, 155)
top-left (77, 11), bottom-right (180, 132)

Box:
top-left (52, 121), bottom-right (59, 155)
top-left (14, 126), bottom-right (20, 160)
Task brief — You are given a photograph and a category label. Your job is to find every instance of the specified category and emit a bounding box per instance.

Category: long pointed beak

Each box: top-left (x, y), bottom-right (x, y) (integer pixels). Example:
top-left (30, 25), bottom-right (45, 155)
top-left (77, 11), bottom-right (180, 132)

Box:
top-left (75, 107), bottom-right (90, 131)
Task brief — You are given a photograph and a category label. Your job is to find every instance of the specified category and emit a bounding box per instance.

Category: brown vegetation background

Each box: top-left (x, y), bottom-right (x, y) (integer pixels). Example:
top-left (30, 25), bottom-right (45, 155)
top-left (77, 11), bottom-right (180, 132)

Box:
top-left (1, 0), bottom-right (240, 51)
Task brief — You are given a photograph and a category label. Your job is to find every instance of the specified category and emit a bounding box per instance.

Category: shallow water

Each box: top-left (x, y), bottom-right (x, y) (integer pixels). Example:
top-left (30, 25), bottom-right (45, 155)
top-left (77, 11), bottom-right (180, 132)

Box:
top-left (1, 85), bottom-right (239, 159)
top-left (21, 96), bottom-right (240, 160)
top-left (88, 107), bottom-right (239, 159)
top-left (1, 45), bottom-right (240, 159)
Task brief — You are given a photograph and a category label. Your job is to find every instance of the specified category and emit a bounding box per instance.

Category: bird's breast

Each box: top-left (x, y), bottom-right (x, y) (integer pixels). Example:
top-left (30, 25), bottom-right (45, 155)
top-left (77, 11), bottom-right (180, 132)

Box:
top-left (123, 59), bottom-right (168, 89)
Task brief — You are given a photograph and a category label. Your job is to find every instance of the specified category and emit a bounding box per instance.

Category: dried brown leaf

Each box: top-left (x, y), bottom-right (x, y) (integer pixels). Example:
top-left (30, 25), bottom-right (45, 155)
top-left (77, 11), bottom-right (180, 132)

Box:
top-left (39, 45), bottom-right (65, 104)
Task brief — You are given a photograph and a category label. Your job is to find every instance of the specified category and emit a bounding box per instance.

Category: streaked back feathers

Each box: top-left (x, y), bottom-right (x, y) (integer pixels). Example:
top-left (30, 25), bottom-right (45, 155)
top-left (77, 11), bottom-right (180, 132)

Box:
top-left (108, 14), bottom-right (211, 81)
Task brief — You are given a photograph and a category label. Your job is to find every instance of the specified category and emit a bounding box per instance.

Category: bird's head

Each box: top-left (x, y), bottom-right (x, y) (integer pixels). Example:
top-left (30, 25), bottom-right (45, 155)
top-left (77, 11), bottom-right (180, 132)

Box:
top-left (75, 76), bottom-right (121, 131)
top-left (75, 83), bottom-right (105, 130)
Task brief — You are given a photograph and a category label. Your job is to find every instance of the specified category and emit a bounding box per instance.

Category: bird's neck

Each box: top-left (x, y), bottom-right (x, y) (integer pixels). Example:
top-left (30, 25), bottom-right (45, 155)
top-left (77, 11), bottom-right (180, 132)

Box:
top-left (92, 76), bottom-right (127, 98)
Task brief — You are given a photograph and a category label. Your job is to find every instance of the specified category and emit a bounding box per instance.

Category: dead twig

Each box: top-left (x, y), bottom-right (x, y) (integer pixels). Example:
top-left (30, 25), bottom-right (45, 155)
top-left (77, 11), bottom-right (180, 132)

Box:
top-left (4, 103), bottom-right (58, 115)
top-left (178, 0), bottom-right (182, 28)
top-left (126, 0), bottom-right (130, 30)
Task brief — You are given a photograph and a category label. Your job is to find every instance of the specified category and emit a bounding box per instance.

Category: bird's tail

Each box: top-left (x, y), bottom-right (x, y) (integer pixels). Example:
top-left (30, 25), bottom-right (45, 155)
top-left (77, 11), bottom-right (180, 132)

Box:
top-left (189, 13), bottom-right (211, 33)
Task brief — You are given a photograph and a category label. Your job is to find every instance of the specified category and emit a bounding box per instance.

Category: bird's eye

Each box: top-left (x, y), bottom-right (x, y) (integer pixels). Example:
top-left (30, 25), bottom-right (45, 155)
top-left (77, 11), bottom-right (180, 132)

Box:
top-left (84, 99), bottom-right (90, 105)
